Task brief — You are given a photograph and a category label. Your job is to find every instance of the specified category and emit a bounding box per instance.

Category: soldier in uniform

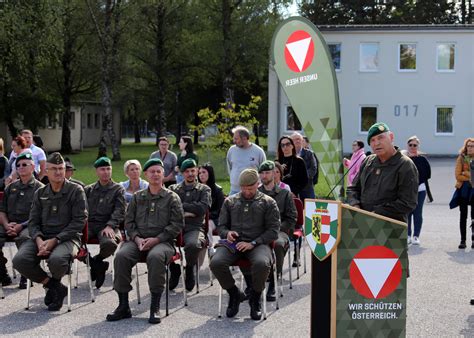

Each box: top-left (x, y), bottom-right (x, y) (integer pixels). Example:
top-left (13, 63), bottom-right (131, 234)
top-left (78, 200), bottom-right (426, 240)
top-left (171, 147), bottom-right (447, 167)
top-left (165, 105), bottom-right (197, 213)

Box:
top-left (347, 122), bottom-right (418, 222)
top-left (106, 158), bottom-right (184, 324)
top-left (210, 168), bottom-right (280, 320)
top-left (169, 159), bottom-right (211, 292)
top-left (84, 157), bottom-right (125, 288)
top-left (64, 157), bottom-right (85, 187)
top-left (12, 152), bottom-right (88, 311)
top-left (257, 160), bottom-right (296, 301)
top-left (0, 152), bottom-right (44, 288)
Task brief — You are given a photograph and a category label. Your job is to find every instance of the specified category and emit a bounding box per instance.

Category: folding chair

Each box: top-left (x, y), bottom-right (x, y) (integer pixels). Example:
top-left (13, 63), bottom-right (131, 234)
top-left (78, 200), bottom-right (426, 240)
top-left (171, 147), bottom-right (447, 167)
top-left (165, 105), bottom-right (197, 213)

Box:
top-left (291, 198), bottom-right (307, 280)
top-left (135, 232), bottom-right (187, 316)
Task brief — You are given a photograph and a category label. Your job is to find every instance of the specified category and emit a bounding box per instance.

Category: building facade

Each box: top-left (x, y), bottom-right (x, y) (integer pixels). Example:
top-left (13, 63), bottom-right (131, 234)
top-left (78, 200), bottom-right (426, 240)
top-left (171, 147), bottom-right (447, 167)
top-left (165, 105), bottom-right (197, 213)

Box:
top-left (268, 25), bottom-right (474, 155)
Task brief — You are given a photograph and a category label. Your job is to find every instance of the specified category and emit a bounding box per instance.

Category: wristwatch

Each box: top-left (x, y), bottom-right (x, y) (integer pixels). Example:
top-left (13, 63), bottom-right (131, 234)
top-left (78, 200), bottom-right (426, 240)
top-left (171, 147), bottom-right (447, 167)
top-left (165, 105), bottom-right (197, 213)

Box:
top-left (250, 240), bottom-right (257, 246)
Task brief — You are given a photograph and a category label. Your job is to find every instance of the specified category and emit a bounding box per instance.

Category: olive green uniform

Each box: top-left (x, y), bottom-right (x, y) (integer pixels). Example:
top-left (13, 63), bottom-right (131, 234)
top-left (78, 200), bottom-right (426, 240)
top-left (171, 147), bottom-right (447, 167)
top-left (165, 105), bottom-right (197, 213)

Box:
top-left (210, 191), bottom-right (280, 293)
top-left (84, 180), bottom-right (125, 258)
top-left (12, 180), bottom-right (88, 282)
top-left (347, 151), bottom-right (418, 222)
top-left (169, 182), bottom-right (211, 267)
top-left (0, 177), bottom-right (44, 248)
top-left (113, 188), bottom-right (184, 294)
top-left (258, 185), bottom-right (297, 274)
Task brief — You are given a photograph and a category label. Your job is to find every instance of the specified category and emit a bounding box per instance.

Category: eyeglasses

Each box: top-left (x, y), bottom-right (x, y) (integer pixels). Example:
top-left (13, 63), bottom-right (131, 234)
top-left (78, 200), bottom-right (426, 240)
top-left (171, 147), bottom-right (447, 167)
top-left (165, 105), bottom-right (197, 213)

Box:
top-left (16, 163), bottom-right (30, 168)
top-left (408, 144), bottom-right (418, 148)
top-left (280, 142), bottom-right (292, 148)
top-left (467, 144), bottom-right (474, 148)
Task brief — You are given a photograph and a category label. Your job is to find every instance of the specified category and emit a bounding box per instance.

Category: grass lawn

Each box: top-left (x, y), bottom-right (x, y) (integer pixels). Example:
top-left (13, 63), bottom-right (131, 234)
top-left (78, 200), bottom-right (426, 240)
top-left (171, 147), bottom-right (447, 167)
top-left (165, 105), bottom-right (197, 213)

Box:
top-left (67, 139), bottom-right (331, 197)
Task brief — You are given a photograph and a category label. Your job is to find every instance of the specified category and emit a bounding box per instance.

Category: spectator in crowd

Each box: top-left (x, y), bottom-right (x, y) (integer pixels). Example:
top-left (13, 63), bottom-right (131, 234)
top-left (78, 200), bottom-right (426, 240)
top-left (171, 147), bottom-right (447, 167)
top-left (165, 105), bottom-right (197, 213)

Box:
top-left (343, 140), bottom-right (367, 187)
top-left (404, 136), bottom-right (431, 246)
top-left (276, 136), bottom-right (308, 198)
top-left (274, 162), bottom-right (291, 192)
top-left (175, 135), bottom-right (199, 184)
top-left (150, 137), bottom-right (177, 188)
top-left (0, 138), bottom-right (9, 191)
top-left (64, 157), bottom-right (84, 187)
top-left (291, 132), bottom-right (317, 200)
top-left (120, 160), bottom-right (148, 204)
top-left (33, 135), bottom-right (44, 149)
top-left (453, 137), bottom-right (474, 249)
top-left (5, 136), bottom-right (31, 186)
top-left (20, 130), bottom-right (47, 181)
top-left (198, 163), bottom-right (225, 256)
top-left (226, 125), bottom-right (266, 195)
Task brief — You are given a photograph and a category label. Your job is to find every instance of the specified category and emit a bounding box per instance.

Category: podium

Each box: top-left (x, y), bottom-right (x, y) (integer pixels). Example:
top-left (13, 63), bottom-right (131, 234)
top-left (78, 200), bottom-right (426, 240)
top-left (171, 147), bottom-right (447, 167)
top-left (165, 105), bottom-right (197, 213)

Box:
top-left (305, 199), bottom-right (408, 338)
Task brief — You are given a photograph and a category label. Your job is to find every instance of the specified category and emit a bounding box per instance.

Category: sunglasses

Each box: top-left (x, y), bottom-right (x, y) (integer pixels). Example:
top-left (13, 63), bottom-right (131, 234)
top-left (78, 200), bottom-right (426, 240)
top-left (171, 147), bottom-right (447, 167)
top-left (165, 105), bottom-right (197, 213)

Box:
top-left (16, 163), bottom-right (30, 168)
top-left (408, 144), bottom-right (418, 148)
top-left (280, 142), bottom-right (292, 148)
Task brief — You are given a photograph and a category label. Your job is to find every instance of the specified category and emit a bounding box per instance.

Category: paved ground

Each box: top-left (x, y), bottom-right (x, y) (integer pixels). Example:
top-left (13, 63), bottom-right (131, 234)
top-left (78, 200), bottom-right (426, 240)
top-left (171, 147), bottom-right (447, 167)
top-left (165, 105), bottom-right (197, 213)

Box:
top-left (0, 158), bottom-right (472, 337)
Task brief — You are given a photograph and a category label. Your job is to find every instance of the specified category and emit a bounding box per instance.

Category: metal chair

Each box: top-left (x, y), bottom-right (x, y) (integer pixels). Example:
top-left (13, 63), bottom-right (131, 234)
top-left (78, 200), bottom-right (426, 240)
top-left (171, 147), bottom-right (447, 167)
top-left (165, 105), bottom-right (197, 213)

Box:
top-left (290, 198), bottom-right (307, 280)
top-left (26, 222), bottom-right (95, 312)
top-left (135, 232), bottom-right (187, 316)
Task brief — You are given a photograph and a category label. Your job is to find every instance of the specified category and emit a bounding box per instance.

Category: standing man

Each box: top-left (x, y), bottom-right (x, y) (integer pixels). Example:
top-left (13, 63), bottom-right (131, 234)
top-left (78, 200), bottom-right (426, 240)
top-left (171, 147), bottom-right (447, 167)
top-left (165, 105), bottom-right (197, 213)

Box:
top-left (84, 157), bottom-right (126, 288)
top-left (169, 159), bottom-right (211, 292)
top-left (257, 160), bottom-right (296, 301)
top-left (19, 129), bottom-right (47, 181)
top-left (291, 132), bottom-right (317, 200)
top-left (346, 122), bottom-right (418, 222)
top-left (12, 152), bottom-right (88, 311)
top-left (107, 158), bottom-right (184, 324)
top-left (0, 153), bottom-right (44, 289)
top-left (226, 126), bottom-right (266, 195)
top-left (150, 137), bottom-right (177, 188)
top-left (210, 169), bottom-right (280, 320)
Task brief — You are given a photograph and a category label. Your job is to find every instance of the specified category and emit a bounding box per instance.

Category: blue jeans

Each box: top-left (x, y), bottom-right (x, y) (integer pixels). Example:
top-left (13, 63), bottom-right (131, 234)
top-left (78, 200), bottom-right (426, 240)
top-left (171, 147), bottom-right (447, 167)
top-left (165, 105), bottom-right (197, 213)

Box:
top-left (407, 190), bottom-right (426, 237)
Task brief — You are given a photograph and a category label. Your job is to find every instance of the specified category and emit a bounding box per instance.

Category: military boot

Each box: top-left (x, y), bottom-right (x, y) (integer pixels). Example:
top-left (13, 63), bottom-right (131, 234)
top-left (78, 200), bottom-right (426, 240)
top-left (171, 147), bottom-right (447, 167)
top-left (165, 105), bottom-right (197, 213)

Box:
top-left (149, 291), bottom-right (162, 324)
top-left (243, 273), bottom-right (253, 301)
top-left (185, 264), bottom-right (195, 292)
top-left (226, 285), bottom-right (245, 318)
top-left (88, 254), bottom-right (97, 281)
top-left (266, 274), bottom-right (276, 302)
top-left (46, 278), bottom-right (68, 311)
top-left (106, 292), bottom-right (132, 321)
top-left (19, 275), bottom-right (28, 289)
top-left (249, 290), bottom-right (262, 320)
top-left (94, 256), bottom-right (109, 289)
top-left (0, 251), bottom-right (12, 286)
top-left (168, 262), bottom-right (181, 290)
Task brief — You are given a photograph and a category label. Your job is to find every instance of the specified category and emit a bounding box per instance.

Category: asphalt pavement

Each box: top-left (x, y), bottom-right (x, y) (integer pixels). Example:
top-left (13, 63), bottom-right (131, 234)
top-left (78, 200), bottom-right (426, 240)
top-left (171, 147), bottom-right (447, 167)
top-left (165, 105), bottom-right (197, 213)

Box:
top-left (0, 158), bottom-right (472, 337)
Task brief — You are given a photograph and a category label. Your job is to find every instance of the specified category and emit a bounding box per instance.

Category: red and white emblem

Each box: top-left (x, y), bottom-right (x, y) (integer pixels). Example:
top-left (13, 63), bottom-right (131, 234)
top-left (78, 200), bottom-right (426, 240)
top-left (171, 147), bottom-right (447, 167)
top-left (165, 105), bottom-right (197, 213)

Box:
top-left (349, 246), bottom-right (402, 299)
top-left (284, 30), bottom-right (314, 73)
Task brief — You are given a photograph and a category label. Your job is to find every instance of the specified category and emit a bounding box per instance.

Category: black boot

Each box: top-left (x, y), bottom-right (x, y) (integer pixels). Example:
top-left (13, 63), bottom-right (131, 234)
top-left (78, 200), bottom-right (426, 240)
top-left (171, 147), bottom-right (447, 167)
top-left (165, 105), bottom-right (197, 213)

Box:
top-left (226, 285), bottom-right (244, 318)
top-left (149, 292), bottom-right (162, 324)
top-left (106, 292), bottom-right (132, 321)
top-left (94, 257), bottom-right (109, 289)
top-left (0, 252), bottom-right (12, 286)
top-left (46, 278), bottom-right (68, 311)
top-left (88, 254), bottom-right (97, 282)
top-left (243, 273), bottom-right (253, 301)
top-left (19, 275), bottom-right (28, 289)
top-left (185, 264), bottom-right (195, 292)
top-left (266, 274), bottom-right (276, 302)
top-left (168, 262), bottom-right (181, 290)
top-left (459, 241), bottom-right (466, 249)
top-left (250, 290), bottom-right (262, 320)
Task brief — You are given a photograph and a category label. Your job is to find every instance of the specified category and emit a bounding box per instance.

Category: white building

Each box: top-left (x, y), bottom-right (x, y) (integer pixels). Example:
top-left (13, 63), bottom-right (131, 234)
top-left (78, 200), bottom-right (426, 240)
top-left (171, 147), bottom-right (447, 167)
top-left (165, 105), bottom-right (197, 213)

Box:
top-left (268, 25), bottom-right (474, 155)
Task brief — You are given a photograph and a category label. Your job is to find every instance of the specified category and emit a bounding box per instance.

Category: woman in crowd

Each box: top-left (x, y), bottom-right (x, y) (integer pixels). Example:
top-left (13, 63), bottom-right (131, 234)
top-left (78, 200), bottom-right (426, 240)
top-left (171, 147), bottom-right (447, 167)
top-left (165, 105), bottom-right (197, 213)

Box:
top-left (175, 135), bottom-right (198, 184)
top-left (5, 136), bottom-right (30, 185)
top-left (274, 161), bottom-right (291, 192)
top-left (0, 138), bottom-right (8, 191)
top-left (120, 159), bottom-right (148, 204)
top-left (405, 136), bottom-right (431, 246)
top-left (198, 163), bottom-right (224, 256)
top-left (454, 137), bottom-right (474, 249)
top-left (276, 136), bottom-right (307, 198)
top-left (343, 140), bottom-right (366, 187)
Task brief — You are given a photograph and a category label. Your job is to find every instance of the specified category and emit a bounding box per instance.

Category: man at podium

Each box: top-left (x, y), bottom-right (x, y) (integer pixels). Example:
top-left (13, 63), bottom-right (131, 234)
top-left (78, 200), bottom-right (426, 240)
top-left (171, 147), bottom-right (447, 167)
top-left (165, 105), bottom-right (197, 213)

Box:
top-left (347, 122), bottom-right (418, 223)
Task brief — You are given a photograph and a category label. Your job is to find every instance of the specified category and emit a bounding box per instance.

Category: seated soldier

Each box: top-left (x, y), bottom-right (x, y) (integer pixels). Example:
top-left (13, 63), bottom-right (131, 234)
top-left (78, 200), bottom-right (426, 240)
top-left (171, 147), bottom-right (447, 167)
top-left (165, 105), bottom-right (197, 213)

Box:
top-left (84, 157), bottom-right (125, 288)
top-left (64, 157), bottom-right (85, 187)
top-left (209, 169), bottom-right (280, 320)
top-left (0, 153), bottom-right (44, 289)
top-left (12, 152), bottom-right (88, 311)
top-left (169, 159), bottom-right (211, 292)
top-left (107, 158), bottom-right (184, 324)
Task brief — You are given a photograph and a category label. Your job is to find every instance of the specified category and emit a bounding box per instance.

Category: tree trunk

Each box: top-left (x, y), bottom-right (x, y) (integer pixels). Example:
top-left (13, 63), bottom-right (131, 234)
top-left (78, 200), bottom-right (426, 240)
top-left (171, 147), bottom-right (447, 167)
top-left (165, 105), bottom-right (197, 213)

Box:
top-left (222, 0), bottom-right (235, 107)
top-left (133, 100), bottom-right (141, 143)
top-left (60, 1), bottom-right (73, 154)
top-left (193, 110), bottom-right (199, 145)
top-left (154, 2), bottom-right (167, 142)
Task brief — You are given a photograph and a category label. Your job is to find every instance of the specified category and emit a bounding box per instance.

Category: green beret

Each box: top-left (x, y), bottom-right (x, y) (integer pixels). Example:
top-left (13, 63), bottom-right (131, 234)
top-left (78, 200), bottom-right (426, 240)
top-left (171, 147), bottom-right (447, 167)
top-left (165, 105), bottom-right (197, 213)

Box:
top-left (94, 156), bottom-right (112, 168)
top-left (144, 158), bottom-right (164, 171)
top-left (16, 152), bottom-right (33, 163)
top-left (180, 158), bottom-right (197, 172)
top-left (47, 152), bottom-right (64, 165)
top-left (367, 122), bottom-right (390, 144)
top-left (258, 160), bottom-right (275, 173)
top-left (239, 168), bottom-right (259, 186)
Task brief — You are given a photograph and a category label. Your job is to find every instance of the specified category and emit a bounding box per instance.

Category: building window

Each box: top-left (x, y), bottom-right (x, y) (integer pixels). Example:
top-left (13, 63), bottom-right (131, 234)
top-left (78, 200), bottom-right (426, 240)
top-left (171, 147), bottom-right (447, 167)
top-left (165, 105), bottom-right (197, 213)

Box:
top-left (286, 106), bottom-right (302, 131)
top-left (399, 43), bottom-right (416, 71)
top-left (436, 107), bottom-right (453, 134)
top-left (437, 43), bottom-right (455, 72)
top-left (359, 43), bottom-right (379, 72)
top-left (87, 113), bottom-right (92, 129)
top-left (360, 106), bottom-right (377, 133)
top-left (95, 113), bottom-right (100, 129)
top-left (46, 114), bottom-right (56, 129)
top-left (328, 43), bottom-right (341, 71)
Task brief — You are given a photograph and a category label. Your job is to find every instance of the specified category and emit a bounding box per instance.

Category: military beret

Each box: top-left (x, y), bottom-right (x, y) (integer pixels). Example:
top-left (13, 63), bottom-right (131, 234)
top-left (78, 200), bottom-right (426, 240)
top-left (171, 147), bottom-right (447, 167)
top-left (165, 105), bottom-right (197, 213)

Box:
top-left (94, 156), bottom-right (112, 168)
top-left (367, 122), bottom-right (390, 144)
top-left (47, 152), bottom-right (64, 165)
top-left (258, 160), bottom-right (275, 173)
top-left (239, 168), bottom-right (259, 186)
top-left (144, 158), bottom-right (164, 171)
top-left (180, 158), bottom-right (197, 172)
top-left (16, 152), bottom-right (33, 163)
